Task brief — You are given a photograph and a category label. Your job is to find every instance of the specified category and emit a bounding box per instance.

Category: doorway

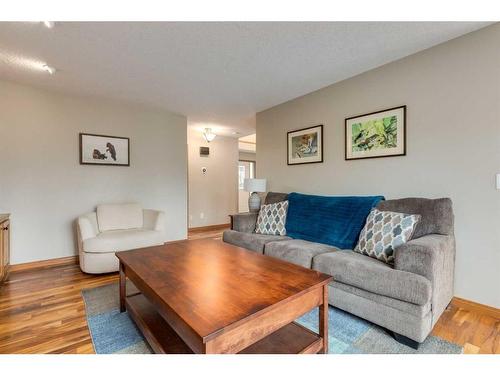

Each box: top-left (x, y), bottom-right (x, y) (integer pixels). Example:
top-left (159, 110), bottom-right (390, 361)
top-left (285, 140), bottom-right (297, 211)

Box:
top-left (238, 160), bottom-right (255, 212)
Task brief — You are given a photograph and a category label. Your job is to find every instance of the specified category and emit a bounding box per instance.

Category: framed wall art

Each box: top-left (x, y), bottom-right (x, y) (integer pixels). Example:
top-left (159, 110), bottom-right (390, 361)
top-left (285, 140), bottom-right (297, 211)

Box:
top-left (287, 125), bottom-right (323, 165)
top-left (345, 105), bottom-right (406, 160)
top-left (79, 133), bottom-right (130, 166)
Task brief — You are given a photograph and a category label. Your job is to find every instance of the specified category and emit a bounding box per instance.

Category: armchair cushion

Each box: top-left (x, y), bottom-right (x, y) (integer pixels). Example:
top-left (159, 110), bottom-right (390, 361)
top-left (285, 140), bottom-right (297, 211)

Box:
top-left (96, 203), bottom-right (143, 232)
top-left (82, 229), bottom-right (164, 253)
top-left (77, 213), bottom-right (99, 241)
top-left (143, 209), bottom-right (165, 231)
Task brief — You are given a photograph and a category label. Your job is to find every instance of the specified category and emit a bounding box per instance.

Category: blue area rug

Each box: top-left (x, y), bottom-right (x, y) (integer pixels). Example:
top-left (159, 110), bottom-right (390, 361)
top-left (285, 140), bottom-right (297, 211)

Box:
top-left (82, 282), bottom-right (462, 354)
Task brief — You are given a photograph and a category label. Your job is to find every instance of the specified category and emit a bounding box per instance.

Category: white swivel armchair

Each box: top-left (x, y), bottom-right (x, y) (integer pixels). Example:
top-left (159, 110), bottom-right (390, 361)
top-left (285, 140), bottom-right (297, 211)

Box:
top-left (77, 203), bottom-right (166, 274)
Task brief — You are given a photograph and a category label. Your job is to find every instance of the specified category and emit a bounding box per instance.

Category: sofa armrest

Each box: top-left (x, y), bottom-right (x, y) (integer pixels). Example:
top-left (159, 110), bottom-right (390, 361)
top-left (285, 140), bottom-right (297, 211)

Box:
top-left (395, 234), bottom-right (455, 320)
top-left (77, 213), bottom-right (99, 241)
top-left (230, 212), bottom-right (258, 233)
top-left (143, 209), bottom-right (166, 232)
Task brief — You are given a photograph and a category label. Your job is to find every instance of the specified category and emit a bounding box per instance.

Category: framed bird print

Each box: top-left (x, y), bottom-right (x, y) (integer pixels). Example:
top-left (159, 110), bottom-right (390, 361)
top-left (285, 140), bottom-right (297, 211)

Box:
top-left (79, 133), bottom-right (130, 166)
top-left (345, 105), bottom-right (406, 160)
top-left (287, 125), bottom-right (323, 165)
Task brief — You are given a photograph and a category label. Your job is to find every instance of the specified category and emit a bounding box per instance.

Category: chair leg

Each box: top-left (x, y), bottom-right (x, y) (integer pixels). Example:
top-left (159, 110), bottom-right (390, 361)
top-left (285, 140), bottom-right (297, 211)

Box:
top-left (393, 332), bottom-right (420, 350)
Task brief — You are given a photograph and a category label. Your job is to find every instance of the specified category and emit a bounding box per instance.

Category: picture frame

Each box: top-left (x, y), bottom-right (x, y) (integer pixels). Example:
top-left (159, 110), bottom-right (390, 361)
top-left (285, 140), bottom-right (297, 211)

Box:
top-left (79, 133), bottom-right (130, 166)
top-left (287, 125), bottom-right (323, 165)
top-left (345, 105), bottom-right (406, 160)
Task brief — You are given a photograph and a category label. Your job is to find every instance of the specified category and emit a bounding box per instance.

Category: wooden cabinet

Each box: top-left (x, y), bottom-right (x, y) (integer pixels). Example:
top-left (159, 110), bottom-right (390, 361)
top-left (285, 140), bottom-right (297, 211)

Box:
top-left (0, 214), bottom-right (10, 284)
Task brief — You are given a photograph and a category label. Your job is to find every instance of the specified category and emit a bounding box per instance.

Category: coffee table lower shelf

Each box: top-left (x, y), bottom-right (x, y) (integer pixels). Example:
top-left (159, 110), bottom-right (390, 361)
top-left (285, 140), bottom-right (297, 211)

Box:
top-left (126, 293), bottom-right (324, 354)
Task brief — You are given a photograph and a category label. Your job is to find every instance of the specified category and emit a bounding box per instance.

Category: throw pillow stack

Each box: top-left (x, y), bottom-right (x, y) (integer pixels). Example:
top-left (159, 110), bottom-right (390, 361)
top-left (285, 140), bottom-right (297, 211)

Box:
top-left (255, 201), bottom-right (288, 236)
top-left (354, 208), bottom-right (420, 264)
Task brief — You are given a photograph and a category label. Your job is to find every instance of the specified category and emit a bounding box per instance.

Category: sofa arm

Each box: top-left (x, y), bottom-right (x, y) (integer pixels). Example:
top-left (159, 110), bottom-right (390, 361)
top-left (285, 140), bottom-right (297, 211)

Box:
top-left (230, 212), bottom-right (258, 233)
top-left (143, 209), bottom-right (166, 232)
top-left (77, 213), bottom-right (99, 241)
top-left (395, 234), bottom-right (455, 320)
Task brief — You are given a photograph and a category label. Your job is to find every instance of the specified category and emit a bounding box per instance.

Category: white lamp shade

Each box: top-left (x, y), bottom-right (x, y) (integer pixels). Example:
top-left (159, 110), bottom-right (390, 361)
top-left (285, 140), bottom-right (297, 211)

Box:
top-left (243, 178), bottom-right (267, 193)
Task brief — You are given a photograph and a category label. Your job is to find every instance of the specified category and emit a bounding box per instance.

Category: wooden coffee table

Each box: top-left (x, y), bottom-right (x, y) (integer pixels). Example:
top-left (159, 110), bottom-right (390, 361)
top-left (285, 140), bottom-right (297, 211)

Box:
top-left (116, 238), bottom-right (332, 354)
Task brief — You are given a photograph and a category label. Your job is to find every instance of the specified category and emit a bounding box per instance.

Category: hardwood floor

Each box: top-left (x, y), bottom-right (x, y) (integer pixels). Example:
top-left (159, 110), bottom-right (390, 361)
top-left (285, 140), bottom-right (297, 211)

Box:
top-left (0, 227), bottom-right (498, 354)
top-left (0, 265), bottom-right (116, 353)
top-left (433, 301), bottom-right (499, 354)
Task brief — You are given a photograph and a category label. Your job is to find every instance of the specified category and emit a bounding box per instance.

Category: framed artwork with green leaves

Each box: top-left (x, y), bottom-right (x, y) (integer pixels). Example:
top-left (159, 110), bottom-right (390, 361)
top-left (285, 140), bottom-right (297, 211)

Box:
top-left (345, 105), bottom-right (406, 160)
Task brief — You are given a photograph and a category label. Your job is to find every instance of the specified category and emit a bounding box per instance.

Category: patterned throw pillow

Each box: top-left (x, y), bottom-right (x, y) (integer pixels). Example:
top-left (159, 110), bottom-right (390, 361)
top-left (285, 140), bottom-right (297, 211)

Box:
top-left (255, 201), bottom-right (288, 236)
top-left (354, 208), bottom-right (421, 264)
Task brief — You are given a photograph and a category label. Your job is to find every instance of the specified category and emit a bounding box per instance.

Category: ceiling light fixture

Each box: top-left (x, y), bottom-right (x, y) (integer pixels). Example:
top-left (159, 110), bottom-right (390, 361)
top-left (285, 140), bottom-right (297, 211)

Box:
top-left (43, 21), bottom-right (55, 29)
top-left (42, 64), bottom-right (56, 75)
top-left (202, 128), bottom-right (216, 143)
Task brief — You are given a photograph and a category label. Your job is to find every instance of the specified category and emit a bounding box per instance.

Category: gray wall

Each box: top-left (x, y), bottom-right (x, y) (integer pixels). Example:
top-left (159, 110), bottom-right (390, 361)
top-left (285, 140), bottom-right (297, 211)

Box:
top-left (257, 24), bottom-right (500, 307)
top-left (188, 129), bottom-right (238, 228)
top-left (0, 80), bottom-right (188, 264)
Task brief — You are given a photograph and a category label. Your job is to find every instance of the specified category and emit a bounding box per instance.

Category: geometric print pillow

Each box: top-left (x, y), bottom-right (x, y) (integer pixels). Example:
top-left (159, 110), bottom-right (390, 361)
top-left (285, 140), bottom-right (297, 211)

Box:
top-left (354, 208), bottom-right (421, 264)
top-left (255, 201), bottom-right (288, 236)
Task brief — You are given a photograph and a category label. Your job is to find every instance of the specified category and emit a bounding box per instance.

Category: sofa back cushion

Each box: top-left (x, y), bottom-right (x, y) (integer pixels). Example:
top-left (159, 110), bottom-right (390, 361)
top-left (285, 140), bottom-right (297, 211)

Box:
top-left (285, 192), bottom-right (384, 249)
top-left (96, 203), bottom-right (143, 232)
top-left (376, 198), bottom-right (453, 238)
top-left (265, 192), bottom-right (289, 205)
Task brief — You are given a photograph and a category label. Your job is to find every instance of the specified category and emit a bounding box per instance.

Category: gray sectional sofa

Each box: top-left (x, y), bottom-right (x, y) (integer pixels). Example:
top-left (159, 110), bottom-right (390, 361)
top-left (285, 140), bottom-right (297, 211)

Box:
top-left (223, 192), bottom-right (455, 348)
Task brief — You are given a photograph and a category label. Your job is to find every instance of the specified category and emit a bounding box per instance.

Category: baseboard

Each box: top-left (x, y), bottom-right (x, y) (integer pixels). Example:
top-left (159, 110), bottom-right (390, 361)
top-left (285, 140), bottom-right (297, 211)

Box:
top-left (452, 296), bottom-right (500, 320)
top-left (10, 255), bottom-right (79, 274)
top-left (188, 223), bottom-right (230, 233)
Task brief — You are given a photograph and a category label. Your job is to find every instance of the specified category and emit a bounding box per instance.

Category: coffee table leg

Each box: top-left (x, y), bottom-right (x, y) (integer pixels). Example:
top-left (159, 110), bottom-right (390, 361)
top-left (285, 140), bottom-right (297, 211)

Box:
top-left (119, 261), bottom-right (126, 313)
top-left (319, 285), bottom-right (328, 354)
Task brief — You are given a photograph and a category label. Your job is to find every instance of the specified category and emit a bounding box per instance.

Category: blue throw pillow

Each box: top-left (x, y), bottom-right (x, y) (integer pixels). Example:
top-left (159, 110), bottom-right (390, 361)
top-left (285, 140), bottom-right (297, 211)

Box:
top-left (285, 192), bottom-right (384, 249)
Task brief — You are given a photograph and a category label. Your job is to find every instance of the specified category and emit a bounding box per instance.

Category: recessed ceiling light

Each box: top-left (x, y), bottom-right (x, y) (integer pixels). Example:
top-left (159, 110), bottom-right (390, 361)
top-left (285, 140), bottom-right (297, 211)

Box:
top-left (43, 21), bottom-right (55, 29)
top-left (42, 64), bottom-right (56, 75)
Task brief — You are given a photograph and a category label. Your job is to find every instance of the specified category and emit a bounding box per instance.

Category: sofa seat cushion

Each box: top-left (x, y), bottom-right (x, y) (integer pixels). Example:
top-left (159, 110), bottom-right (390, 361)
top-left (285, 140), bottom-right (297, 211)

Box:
top-left (312, 250), bottom-right (431, 305)
top-left (330, 281), bottom-right (431, 318)
top-left (96, 203), bottom-right (143, 232)
top-left (222, 230), bottom-right (291, 254)
top-left (264, 239), bottom-right (339, 268)
top-left (83, 229), bottom-right (164, 253)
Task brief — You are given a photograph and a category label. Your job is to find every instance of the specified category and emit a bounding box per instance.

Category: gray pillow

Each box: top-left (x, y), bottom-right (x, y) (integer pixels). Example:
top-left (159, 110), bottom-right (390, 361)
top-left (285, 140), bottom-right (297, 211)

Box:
top-left (354, 208), bottom-right (420, 264)
top-left (255, 201), bottom-right (288, 236)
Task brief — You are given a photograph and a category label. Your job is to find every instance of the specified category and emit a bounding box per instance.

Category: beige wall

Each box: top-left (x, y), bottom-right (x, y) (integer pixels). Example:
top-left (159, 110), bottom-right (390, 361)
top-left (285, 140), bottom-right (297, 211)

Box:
top-left (239, 151), bottom-right (256, 162)
top-left (188, 129), bottom-right (238, 228)
top-left (0, 80), bottom-right (188, 264)
top-left (257, 25), bottom-right (500, 307)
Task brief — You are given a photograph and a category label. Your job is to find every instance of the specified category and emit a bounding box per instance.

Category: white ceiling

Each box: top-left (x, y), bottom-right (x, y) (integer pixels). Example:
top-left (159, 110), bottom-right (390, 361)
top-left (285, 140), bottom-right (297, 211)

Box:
top-left (0, 22), bottom-right (491, 136)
